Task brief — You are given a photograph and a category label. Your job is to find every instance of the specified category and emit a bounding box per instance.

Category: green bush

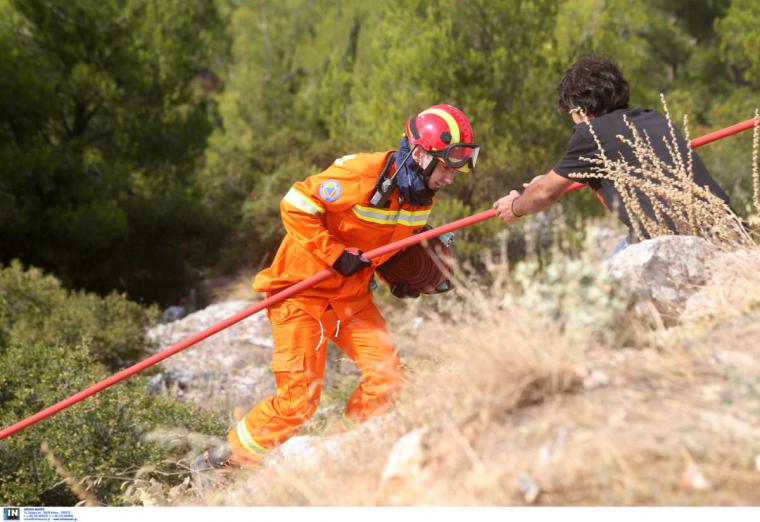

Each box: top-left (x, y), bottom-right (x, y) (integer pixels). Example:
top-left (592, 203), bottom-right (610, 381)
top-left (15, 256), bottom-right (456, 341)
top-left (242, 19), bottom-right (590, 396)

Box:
top-left (0, 1), bottom-right (228, 306)
top-left (0, 260), bottom-right (157, 371)
top-left (0, 262), bottom-right (226, 505)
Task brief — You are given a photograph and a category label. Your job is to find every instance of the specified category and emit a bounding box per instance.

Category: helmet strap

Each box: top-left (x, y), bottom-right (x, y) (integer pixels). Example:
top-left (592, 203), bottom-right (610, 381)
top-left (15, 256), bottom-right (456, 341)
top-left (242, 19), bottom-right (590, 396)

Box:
top-left (402, 154), bottom-right (436, 204)
top-left (420, 154), bottom-right (437, 184)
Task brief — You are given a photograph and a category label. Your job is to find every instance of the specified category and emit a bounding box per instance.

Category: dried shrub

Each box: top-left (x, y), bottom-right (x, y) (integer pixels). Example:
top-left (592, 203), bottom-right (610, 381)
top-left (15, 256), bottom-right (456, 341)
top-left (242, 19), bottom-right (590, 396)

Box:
top-left (569, 97), bottom-right (754, 247)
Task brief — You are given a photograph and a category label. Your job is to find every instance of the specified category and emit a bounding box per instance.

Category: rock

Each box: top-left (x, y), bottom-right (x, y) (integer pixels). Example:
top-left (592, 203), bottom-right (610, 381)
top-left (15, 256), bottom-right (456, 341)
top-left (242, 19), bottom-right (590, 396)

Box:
top-left (379, 414), bottom-right (487, 500)
top-left (682, 247), bottom-right (760, 322)
top-left (608, 239), bottom-right (760, 322)
top-left (681, 462), bottom-right (711, 491)
top-left (381, 428), bottom-right (427, 486)
top-left (608, 236), bottom-right (719, 316)
top-left (148, 301), bottom-right (273, 353)
top-left (583, 370), bottom-right (609, 389)
top-left (147, 368), bottom-right (194, 396)
top-left (265, 434), bottom-right (349, 471)
top-left (161, 306), bottom-right (187, 323)
top-left (517, 474), bottom-right (541, 504)
top-left (146, 300), bottom-right (276, 409)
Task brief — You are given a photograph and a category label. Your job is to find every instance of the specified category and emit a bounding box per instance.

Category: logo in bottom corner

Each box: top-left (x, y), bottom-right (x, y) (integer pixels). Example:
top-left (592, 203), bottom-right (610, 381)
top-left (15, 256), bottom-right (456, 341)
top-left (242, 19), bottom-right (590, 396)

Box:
top-left (2, 508), bottom-right (20, 521)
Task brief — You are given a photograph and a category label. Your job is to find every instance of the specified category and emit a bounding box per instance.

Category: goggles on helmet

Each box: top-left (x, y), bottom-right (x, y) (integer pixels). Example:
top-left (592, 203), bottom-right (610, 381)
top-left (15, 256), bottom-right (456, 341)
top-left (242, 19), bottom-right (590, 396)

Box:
top-left (428, 143), bottom-right (480, 173)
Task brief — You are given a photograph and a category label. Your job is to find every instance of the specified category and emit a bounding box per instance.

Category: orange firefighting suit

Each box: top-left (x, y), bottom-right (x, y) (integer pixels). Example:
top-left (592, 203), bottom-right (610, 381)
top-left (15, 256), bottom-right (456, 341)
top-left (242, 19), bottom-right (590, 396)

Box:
top-left (227, 151), bottom-right (434, 465)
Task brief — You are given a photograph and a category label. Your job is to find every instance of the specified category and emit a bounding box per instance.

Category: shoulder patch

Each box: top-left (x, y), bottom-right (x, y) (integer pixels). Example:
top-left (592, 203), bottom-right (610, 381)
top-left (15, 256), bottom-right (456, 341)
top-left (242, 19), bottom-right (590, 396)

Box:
top-left (319, 180), bottom-right (342, 203)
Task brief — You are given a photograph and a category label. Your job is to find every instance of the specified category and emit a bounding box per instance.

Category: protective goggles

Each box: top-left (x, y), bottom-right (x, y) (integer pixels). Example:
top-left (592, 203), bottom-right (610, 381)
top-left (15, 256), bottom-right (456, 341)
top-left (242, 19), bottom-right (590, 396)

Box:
top-left (429, 143), bottom-right (480, 173)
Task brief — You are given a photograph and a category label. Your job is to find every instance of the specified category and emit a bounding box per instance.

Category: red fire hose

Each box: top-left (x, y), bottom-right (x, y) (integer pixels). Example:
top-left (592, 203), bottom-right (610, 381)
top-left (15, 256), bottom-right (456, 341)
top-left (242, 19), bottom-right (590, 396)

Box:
top-left (0, 209), bottom-right (497, 440)
top-left (564, 116), bottom-right (759, 194)
top-left (2, 115), bottom-right (756, 441)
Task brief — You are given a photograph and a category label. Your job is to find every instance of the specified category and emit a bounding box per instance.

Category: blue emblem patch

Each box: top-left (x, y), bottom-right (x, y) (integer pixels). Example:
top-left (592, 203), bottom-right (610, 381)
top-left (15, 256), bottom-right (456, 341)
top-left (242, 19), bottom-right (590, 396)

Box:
top-left (319, 180), bottom-right (342, 203)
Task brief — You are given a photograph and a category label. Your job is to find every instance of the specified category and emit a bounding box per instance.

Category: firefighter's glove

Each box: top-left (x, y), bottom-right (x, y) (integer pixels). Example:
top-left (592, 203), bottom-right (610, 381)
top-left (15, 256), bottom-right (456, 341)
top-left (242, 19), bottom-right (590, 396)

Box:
top-left (333, 248), bottom-right (371, 276)
top-left (390, 284), bottom-right (421, 299)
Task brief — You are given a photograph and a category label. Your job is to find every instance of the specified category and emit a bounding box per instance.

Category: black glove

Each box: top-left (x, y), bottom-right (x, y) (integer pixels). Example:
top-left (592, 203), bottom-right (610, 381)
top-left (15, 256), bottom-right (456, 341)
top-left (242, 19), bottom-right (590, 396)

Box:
top-left (333, 249), bottom-right (371, 276)
top-left (390, 284), bottom-right (421, 299)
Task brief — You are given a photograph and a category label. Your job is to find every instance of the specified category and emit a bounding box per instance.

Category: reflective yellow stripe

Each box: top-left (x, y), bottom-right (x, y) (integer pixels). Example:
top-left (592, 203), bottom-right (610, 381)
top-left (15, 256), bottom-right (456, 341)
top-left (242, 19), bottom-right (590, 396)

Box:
top-left (352, 205), bottom-right (431, 227)
top-left (283, 187), bottom-right (324, 215)
top-left (419, 108), bottom-right (460, 144)
top-left (341, 413), bottom-right (358, 430)
top-left (335, 153), bottom-right (357, 166)
top-left (236, 419), bottom-right (268, 457)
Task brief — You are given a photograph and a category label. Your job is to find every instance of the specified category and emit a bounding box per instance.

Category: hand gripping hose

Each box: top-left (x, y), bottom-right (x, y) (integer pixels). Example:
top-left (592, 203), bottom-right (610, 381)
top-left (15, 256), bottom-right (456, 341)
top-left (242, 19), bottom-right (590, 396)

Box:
top-left (564, 116), bottom-right (760, 194)
top-left (0, 209), bottom-right (497, 440)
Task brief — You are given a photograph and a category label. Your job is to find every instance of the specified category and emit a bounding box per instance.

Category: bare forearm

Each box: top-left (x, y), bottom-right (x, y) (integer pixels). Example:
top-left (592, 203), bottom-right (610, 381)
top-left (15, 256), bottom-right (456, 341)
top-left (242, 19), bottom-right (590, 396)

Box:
top-left (511, 184), bottom-right (563, 217)
top-left (493, 171), bottom-right (572, 224)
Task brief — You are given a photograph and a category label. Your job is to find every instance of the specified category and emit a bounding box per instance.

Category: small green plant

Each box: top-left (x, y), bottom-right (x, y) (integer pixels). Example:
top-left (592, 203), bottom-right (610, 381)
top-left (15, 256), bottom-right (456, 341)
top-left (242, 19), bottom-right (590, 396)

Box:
top-left (0, 262), bottom-right (226, 505)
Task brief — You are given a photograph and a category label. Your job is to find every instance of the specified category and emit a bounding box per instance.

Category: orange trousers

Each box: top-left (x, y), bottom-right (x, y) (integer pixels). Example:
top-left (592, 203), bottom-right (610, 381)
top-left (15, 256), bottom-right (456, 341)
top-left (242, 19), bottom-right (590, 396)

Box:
top-left (228, 299), bottom-right (404, 465)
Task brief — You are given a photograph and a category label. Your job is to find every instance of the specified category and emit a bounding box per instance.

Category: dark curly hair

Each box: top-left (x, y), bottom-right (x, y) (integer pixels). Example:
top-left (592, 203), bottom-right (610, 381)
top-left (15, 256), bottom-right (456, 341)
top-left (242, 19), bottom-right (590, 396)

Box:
top-left (557, 56), bottom-right (630, 117)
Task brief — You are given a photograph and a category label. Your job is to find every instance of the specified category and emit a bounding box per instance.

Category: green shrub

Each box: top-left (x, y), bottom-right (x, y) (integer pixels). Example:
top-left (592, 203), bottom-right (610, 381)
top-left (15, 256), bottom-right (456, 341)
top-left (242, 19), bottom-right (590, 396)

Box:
top-left (0, 262), bottom-right (226, 505)
top-left (506, 247), bottom-right (635, 344)
top-left (0, 260), bottom-right (157, 371)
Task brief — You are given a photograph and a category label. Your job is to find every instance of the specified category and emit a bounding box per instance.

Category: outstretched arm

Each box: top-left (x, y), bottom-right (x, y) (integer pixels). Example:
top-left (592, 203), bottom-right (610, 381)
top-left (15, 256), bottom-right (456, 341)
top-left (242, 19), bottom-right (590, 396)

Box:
top-left (493, 171), bottom-right (574, 224)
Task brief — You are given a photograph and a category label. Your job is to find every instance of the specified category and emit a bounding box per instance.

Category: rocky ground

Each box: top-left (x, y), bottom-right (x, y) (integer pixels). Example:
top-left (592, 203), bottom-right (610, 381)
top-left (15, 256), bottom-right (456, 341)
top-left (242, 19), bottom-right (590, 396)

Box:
top-left (146, 300), bottom-right (361, 423)
top-left (140, 235), bottom-right (760, 506)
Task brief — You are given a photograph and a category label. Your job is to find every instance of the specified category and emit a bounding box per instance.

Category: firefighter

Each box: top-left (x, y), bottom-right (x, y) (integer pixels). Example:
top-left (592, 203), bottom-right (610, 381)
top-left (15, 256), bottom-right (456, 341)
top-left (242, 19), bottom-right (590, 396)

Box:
top-left (193, 104), bottom-right (479, 472)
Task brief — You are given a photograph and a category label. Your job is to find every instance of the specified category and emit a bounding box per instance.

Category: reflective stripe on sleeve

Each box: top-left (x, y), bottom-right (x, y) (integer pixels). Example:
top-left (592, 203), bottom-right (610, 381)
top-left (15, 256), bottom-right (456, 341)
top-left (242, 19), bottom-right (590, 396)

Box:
top-left (352, 205), bottom-right (431, 227)
top-left (236, 419), bottom-right (269, 457)
top-left (283, 187), bottom-right (325, 215)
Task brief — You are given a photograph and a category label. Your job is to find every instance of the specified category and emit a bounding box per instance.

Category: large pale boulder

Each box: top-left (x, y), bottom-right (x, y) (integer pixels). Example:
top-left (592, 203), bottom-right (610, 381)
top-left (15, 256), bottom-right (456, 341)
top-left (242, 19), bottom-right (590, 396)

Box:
top-left (147, 299), bottom-right (361, 412)
top-left (608, 236), bottom-right (719, 316)
top-left (682, 247), bottom-right (760, 321)
top-left (147, 301), bottom-right (276, 409)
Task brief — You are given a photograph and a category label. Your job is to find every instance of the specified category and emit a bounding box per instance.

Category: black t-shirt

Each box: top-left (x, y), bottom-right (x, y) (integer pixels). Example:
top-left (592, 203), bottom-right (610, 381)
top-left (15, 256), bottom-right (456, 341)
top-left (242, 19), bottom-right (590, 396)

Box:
top-left (553, 108), bottom-right (730, 240)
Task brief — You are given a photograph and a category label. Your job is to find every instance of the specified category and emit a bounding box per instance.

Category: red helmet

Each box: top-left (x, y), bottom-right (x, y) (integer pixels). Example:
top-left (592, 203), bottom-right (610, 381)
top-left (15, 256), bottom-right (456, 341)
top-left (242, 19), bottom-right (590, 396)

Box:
top-left (405, 104), bottom-right (479, 173)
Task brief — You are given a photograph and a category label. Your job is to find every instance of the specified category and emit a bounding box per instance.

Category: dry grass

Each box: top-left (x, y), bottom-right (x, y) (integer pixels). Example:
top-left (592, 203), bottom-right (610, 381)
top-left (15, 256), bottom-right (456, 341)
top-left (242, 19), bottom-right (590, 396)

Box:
top-left (41, 442), bottom-right (101, 507)
top-left (205, 270), bottom-right (259, 303)
top-left (570, 97), bottom-right (755, 247)
top-left (162, 233), bottom-right (760, 506)
top-left (751, 109), bottom-right (760, 230)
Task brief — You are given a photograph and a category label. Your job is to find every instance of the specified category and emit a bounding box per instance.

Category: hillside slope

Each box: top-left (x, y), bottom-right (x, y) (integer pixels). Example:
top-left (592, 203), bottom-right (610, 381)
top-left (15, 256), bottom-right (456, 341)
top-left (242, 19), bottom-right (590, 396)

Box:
top-left (159, 237), bottom-right (760, 506)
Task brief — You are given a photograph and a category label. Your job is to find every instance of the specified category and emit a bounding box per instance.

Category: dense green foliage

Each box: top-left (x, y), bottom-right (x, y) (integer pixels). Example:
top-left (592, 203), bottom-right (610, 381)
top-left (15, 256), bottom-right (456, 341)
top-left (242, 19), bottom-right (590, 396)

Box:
top-left (0, 262), bottom-right (225, 505)
top-left (204, 0), bottom-right (760, 267)
top-left (0, 0), bottom-right (227, 305)
top-left (0, 260), bottom-right (156, 371)
top-left (2, 0), bottom-right (760, 298)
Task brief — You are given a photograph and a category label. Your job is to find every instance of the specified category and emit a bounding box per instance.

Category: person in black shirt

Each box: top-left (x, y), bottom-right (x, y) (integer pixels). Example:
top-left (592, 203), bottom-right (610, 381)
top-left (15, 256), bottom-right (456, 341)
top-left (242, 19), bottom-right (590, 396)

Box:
top-left (493, 56), bottom-right (731, 243)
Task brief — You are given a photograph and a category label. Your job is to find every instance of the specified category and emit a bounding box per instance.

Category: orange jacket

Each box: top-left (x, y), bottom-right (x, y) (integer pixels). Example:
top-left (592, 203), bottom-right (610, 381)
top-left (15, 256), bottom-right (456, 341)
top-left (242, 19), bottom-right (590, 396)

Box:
top-left (253, 151), bottom-right (434, 321)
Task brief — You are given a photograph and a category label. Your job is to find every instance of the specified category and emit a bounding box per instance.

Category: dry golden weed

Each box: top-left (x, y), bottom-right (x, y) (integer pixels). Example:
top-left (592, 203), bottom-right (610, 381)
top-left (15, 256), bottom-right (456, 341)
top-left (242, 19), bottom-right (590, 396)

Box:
top-left (207, 270), bottom-right (259, 303)
top-left (41, 442), bottom-right (101, 507)
top-left (570, 98), bottom-right (754, 247)
top-left (750, 109), bottom-right (760, 229)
